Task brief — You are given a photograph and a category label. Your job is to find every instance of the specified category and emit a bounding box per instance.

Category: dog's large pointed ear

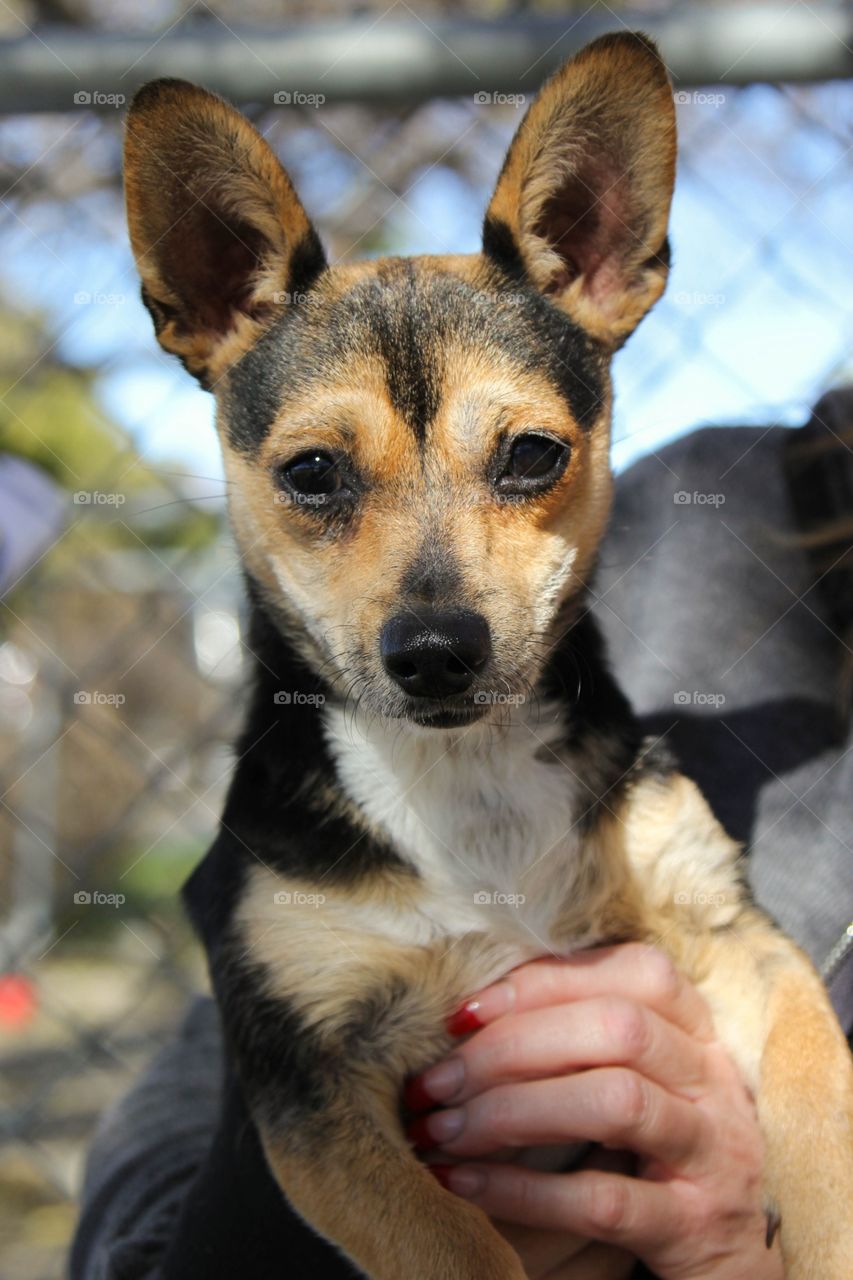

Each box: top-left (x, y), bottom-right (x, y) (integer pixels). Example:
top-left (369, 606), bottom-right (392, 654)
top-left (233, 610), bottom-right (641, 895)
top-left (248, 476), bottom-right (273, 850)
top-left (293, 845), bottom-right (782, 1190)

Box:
top-left (483, 33), bottom-right (675, 349)
top-left (124, 79), bottom-right (326, 387)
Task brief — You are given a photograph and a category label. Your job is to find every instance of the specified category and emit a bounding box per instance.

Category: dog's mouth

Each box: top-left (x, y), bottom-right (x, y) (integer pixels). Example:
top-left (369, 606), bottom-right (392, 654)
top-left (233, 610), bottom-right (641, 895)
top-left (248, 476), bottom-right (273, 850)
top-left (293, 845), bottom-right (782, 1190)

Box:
top-left (399, 700), bottom-right (488, 730)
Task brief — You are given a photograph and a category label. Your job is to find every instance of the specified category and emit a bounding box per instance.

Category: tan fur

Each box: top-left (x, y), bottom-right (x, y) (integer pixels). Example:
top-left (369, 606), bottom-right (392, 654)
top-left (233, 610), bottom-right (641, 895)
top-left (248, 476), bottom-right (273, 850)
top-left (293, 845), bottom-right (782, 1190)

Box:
top-left (263, 1107), bottom-right (527, 1280)
top-left (224, 320), bottom-right (611, 704)
top-left (237, 769), bottom-right (853, 1277)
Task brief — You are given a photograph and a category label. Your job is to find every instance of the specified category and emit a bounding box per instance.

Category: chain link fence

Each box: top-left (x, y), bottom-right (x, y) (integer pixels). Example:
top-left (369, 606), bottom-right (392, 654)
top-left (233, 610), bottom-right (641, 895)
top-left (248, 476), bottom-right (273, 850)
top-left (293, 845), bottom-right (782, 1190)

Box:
top-left (1, 6), bottom-right (852, 1277)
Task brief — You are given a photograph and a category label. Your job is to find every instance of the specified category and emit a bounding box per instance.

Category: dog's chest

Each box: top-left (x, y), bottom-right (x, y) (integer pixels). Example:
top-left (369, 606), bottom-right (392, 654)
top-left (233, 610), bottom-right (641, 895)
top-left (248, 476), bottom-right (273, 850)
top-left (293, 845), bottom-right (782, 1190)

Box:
top-left (323, 706), bottom-right (591, 948)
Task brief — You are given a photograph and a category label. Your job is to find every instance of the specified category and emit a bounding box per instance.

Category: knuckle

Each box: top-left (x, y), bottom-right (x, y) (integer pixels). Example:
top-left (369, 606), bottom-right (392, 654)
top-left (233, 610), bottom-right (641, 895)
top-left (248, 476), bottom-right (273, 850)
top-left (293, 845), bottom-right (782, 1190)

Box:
top-left (586, 1178), bottom-right (632, 1233)
top-left (601, 999), bottom-right (651, 1061)
top-left (603, 1068), bottom-right (649, 1132)
top-left (640, 948), bottom-right (681, 1004)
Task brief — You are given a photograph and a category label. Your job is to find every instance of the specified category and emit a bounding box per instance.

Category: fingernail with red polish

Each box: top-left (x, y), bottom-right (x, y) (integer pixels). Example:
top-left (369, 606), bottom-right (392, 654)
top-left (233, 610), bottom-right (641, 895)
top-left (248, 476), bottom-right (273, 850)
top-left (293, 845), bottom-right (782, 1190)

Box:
top-left (407, 1114), bottom-right (437, 1150)
top-left (403, 1074), bottom-right (436, 1113)
top-left (446, 1002), bottom-right (485, 1036)
top-left (407, 1108), bottom-right (465, 1150)
top-left (447, 981), bottom-right (514, 1035)
top-left (409, 1056), bottom-right (464, 1108)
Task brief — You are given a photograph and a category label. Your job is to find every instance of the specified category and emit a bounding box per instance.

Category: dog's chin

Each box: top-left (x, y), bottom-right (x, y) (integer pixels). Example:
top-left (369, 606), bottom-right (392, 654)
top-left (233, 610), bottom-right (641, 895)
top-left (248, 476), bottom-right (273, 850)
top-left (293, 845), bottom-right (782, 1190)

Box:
top-left (404, 704), bottom-right (488, 730)
top-left (377, 695), bottom-right (491, 731)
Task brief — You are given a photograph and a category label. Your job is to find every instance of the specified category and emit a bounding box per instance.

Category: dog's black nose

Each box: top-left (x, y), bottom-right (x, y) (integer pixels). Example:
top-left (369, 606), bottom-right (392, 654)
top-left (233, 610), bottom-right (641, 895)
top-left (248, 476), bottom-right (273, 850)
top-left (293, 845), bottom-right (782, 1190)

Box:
top-left (380, 610), bottom-right (491, 699)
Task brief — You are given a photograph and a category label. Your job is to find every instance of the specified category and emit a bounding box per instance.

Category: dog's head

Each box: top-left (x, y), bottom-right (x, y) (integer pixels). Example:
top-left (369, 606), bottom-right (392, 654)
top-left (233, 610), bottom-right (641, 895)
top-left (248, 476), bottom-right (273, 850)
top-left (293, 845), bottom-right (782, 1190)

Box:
top-left (124, 33), bottom-right (675, 728)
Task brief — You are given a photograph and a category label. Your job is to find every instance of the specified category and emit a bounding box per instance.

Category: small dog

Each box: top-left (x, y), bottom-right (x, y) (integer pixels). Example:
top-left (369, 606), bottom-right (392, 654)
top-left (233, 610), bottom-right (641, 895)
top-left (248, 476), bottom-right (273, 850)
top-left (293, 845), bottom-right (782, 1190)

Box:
top-left (124, 32), bottom-right (853, 1278)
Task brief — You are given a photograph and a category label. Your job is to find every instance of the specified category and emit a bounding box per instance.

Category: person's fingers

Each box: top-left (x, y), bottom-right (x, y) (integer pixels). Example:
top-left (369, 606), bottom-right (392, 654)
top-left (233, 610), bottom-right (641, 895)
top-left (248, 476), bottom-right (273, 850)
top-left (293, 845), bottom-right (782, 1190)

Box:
top-left (435, 1162), bottom-right (682, 1251)
top-left (412, 997), bottom-right (711, 1109)
top-left (446, 945), bottom-right (715, 1043)
top-left (413, 1068), bottom-right (708, 1168)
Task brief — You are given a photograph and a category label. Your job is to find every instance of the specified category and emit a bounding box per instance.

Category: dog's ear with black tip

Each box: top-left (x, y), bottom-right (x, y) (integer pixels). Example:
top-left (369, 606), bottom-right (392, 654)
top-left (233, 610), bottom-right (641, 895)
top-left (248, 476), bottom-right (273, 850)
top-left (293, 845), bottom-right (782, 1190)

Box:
top-left (483, 32), bottom-right (676, 349)
top-left (124, 79), bottom-right (325, 387)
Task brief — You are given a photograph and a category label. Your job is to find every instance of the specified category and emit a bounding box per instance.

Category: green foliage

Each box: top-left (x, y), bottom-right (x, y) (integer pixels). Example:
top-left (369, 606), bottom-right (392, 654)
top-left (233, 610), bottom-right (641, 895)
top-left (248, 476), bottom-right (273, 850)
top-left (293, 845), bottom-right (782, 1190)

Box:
top-left (0, 308), bottom-right (222, 552)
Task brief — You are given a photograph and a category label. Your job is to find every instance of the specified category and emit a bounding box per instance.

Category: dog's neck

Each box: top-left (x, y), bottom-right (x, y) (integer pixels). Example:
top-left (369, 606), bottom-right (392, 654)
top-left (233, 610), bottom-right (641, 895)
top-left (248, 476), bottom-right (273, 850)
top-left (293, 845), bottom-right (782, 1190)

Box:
top-left (221, 584), bottom-right (641, 897)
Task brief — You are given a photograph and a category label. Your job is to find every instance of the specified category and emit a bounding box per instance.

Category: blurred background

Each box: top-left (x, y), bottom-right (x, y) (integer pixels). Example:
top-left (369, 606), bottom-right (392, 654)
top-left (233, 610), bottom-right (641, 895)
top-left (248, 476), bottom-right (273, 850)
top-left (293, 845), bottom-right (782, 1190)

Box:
top-left (0, 1), bottom-right (850, 1276)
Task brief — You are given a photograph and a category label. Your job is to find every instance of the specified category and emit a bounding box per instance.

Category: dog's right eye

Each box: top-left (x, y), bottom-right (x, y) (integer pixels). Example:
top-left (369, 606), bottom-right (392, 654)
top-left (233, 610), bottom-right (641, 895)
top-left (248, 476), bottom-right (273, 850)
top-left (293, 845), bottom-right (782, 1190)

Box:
top-left (279, 450), bottom-right (343, 498)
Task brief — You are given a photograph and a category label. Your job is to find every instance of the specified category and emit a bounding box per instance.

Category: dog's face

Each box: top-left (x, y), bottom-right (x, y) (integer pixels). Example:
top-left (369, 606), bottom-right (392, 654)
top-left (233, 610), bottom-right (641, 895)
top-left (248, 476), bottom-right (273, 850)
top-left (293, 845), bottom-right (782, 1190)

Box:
top-left (124, 34), bottom-right (675, 727)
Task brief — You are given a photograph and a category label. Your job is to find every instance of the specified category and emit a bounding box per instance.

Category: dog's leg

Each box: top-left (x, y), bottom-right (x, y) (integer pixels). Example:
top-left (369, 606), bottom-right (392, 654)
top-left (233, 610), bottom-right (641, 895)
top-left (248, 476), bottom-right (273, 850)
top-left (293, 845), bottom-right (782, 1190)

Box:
top-left (618, 770), bottom-right (853, 1275)
top-left (258, 1084), bottom-right (527, 1280)
top-left (688, 914), bottom-right (853, 1279)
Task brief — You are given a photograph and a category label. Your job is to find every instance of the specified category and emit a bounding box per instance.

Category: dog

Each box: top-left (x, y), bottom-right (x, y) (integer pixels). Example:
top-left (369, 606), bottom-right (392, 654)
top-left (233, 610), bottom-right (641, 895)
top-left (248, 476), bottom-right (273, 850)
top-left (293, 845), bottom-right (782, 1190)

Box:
top-left (123, 32), bottom-right (853, 1278)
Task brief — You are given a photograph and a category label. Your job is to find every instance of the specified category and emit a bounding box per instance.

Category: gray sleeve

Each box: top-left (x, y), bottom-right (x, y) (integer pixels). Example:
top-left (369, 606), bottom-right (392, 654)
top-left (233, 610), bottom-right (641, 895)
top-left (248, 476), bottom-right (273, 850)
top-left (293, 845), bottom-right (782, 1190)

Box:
top-left (70, 998), bottom-right (223, 1280)
top-left (598, 422), bottom-right (853, 990)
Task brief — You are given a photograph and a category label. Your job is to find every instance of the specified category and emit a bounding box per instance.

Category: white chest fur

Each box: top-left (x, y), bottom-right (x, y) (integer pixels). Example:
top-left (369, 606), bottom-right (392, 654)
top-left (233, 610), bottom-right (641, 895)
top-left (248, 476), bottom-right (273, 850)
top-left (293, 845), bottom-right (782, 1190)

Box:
top-left (322, 703), bottom-right (596, 953)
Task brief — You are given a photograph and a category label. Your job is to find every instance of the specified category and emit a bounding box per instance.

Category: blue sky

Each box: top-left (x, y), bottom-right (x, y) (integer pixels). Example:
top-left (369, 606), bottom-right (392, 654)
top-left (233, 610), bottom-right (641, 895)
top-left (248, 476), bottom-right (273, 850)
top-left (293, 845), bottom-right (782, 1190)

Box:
top-left (2, 81), bottom-right (850, 489)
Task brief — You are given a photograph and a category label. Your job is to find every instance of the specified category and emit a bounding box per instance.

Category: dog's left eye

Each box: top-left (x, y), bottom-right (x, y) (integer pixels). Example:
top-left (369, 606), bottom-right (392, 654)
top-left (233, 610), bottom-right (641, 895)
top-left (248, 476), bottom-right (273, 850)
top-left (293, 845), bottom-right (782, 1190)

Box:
top-left (280, 450), bottom-right (343, 497)
top-left (500, 434), bottom-right (570, 488)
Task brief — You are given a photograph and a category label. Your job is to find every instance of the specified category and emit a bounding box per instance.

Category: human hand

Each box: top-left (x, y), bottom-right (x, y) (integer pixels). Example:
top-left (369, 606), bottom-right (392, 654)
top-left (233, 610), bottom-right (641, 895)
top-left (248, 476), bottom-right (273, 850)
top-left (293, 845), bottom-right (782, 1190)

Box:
top-left (406, 945), bottom-right (783, 1280)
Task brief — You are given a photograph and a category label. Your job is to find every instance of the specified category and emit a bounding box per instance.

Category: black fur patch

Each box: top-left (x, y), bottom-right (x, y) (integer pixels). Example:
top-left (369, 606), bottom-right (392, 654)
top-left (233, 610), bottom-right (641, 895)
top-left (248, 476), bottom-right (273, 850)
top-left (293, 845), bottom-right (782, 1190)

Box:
top-left (538, 605), bottom-right (643, 827)
top-left (481, 214), bottom-right (526, 280)
top-left (222, 258), bottom-right (606, 455)
top-left (287, 226), bottom-right (327, 300)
